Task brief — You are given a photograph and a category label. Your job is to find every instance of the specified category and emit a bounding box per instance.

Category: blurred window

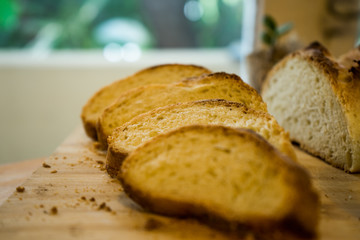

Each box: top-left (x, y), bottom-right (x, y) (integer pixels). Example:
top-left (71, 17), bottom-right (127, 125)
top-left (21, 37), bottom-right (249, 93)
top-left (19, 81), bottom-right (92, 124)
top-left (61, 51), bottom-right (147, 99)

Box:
top-left (0, 0), bottom-right (244, 50)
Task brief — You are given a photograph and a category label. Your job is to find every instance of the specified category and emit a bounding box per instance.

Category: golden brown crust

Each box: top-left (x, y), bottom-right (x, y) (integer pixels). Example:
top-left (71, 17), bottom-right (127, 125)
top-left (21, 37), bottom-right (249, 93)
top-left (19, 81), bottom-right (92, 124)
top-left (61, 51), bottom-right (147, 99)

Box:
top-left (121, 180), bottom-right (316, 240)
top-left (119, 125), bottom-right (319, 239)
top-left (96, 84), bottom-right (169, 150)
top-left (262, 42), bottom-right (360, 172)
top-left (182, 72), bottom-right (264, 100)
top-left (263, 42), bottom-right (338, 92)
top-left (106, 100), bottom-right (256, 177)
top-left (106, 147), bottom-right (128, 178)
top-left (81, 117), bottom-right (98, 140)
top-left (97, 72), bottom-right (268, 149)
top-left (96, 118), bottom-right (108, 151)
top-left (105, 99), bottom-right (296, 177)
top-left (81, 64), bottom-right (211, 140)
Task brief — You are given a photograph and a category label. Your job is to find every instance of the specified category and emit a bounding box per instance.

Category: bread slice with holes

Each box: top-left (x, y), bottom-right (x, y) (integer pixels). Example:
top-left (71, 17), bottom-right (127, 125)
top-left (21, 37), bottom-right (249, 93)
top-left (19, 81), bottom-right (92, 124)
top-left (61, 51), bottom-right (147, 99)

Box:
top-left (106, 99), bottom-right (295, 177)
top-left (262, 42), bottom-right (360, 172)
top-left (97, 72), bottom-right (268, 149)
top-left (81, 64), bottom-right (211, 140)
top-left (119, 125), bottom-right (319, 239)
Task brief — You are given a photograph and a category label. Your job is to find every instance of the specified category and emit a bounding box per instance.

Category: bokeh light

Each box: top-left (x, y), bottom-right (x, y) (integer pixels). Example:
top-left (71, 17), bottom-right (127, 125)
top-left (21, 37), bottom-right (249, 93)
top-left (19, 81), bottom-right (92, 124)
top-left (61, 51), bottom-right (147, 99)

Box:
top-left (184, 0), bottom-right (204, 22)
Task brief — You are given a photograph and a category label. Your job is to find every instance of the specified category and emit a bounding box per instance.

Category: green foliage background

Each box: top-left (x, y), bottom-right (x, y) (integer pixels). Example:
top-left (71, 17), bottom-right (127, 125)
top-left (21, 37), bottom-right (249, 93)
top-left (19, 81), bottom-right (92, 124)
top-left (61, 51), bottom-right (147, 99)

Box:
top-left (0, 0), bottom-right (244, 49)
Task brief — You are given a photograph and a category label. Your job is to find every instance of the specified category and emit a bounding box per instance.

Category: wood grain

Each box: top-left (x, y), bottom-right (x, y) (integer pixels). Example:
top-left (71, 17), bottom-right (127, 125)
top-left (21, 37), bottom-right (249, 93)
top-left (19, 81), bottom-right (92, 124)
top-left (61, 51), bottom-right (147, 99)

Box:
top-left (0, 127), bottom-right (359, 240)
top-left (0, 158), bottom-right (44, 205)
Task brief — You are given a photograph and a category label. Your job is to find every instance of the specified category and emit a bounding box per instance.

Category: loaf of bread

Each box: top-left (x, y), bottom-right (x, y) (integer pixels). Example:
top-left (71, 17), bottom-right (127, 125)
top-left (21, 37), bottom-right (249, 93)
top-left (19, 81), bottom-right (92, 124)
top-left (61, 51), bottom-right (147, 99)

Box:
top-left (106, 99), bottom-right (296, 177)
top-left (262, 42), bottom-right (360, 172)
top-left (119, 125), bottom-right (319, 239)
top-left (81, 64), bottom-right (211, 140)
top-left (97, 72), bottom-right (268, 149)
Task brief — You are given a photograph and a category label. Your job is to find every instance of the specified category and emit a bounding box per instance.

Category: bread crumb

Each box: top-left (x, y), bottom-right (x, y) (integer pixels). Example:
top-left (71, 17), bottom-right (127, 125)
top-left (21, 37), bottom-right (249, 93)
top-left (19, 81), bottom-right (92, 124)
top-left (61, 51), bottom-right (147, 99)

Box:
top-left (40, 204), bottom-right (44, 208)
top-left (50, 170), bottom-right (58, 174)
top-left (42, 163), bottom-right (51, 168)
top-left (50, 206), bottom-right (58, 215)
top-left (144, 218), bottom-right (162, 231)
top-left (16, 186), bottom-right (25, 193)
top-left (89, 197), bottom-right (96, 202)
top-left (18, 197), bottom-right (22, 200)
top-left (96, 160), bottom-right (104, 165)
top-left (98, 202), bottom-right (106, 210)
top-left (81, 196), bottom-right (86, 201)
top-left (93, 142), bottom-right (102, 150)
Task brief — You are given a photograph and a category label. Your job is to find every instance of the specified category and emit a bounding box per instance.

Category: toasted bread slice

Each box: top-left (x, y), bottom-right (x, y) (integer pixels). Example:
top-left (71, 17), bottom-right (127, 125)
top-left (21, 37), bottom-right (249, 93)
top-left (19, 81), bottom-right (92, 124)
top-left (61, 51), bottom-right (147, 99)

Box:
top-left (81, 64), bottom-right (211, 140)
top-left (262, 42), bottom-right (360, 172)
top-left (119, 125), bottom-right (319, 239)
top-left (97, 72), bottom-right (267, 149)
top-left (106, 99), bottom-right (295, 177)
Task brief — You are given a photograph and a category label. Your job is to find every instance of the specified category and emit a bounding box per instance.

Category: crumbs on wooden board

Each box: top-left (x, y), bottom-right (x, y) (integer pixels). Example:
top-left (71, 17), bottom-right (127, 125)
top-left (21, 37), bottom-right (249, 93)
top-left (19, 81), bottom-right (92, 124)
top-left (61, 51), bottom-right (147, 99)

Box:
top-left (16, 186), bottom-right (25, 193)
top-left (42, 162), bottom-right (51, 168)
top-left (50, 206), bottom-right (58, 215)
top-left (41, 206), bottom-right (58, 215)
top-left (144, 218), bottom-right (162, 231)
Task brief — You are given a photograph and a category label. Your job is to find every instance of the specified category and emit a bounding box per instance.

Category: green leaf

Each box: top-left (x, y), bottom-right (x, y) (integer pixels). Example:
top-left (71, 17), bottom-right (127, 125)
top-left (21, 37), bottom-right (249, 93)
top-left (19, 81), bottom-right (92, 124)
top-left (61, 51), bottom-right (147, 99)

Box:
top-left (261, 32), bottom-right (274, 46)
top-left (263, 15), bottom-right (277, 32)
top-left (277, 22), bottom-right (293, 36)
top-left (0, 0), bottom-right (19, 31)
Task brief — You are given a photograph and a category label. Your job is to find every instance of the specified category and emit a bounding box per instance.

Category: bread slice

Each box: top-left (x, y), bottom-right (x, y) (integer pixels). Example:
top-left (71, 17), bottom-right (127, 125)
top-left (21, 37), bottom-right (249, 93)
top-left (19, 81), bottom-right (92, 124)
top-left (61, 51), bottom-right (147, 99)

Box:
top-left (97, 72), bottom-right (268, 149)
top-left (119, 125), bottom-right (319, 239)
top-left (262, 42), bottom-right (360, 172)
top-left (106, 99), bottom-right (296, 177)
top-left (81, 64), bottom-right (211, 140)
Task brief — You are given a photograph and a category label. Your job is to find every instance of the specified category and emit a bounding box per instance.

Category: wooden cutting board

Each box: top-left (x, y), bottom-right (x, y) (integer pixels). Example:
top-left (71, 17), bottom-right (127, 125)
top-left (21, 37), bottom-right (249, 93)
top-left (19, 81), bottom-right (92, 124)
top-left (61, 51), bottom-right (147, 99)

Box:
top-left (0, 127), bottom-right (359, 240)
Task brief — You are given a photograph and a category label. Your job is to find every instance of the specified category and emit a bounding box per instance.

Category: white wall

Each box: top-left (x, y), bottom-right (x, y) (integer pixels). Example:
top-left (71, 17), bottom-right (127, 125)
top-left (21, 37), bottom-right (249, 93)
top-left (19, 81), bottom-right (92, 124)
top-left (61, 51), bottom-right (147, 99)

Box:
top-left (0, 49), bottom-right (240, 164)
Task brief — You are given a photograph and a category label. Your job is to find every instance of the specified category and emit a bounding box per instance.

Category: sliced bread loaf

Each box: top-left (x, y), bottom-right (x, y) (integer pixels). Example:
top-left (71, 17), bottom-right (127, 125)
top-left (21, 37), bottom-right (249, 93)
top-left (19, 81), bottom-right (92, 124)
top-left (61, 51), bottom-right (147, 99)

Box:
top-left (81, 64), bottom-right (211, 140)
top-left (97, 72), bottom-right (268, 149)
top-left (119, 125), bottom-right (319, 239)
top-left (106, 99), bottom-right (295, 177)
top-left (262, 42), bottom-right (360, 172)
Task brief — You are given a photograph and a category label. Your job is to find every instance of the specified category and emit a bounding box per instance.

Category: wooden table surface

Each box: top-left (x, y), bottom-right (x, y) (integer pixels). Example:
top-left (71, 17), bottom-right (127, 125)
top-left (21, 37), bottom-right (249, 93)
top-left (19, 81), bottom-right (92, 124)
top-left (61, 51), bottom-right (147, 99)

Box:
top-left (0, 158), bottom-right (44, 205)
top-left (0, 127), bottom-right (359, 240)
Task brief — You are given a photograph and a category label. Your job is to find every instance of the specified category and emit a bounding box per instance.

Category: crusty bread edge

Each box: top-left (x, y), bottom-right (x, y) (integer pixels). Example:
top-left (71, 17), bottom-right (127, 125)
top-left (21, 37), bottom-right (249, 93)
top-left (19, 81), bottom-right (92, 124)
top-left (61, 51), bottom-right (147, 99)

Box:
top-left (106, 99), bottom-right (253, 178)
top-left (81, 63), bottom-right (211, 140)
top-left (181, 72), bottom-right (268, 112)
top-left (96, 84), bottom-right (171, 150)
top-left (262, 42), bottom-right (360, 172)
top-left (100, 71), bottom-right (270, 150)
top-left (106, 99), bottom-right (297, 178)
top-left (119, 125), bottom-right (319, 239)
top-left (106, 147), bottom-right (128, 178)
